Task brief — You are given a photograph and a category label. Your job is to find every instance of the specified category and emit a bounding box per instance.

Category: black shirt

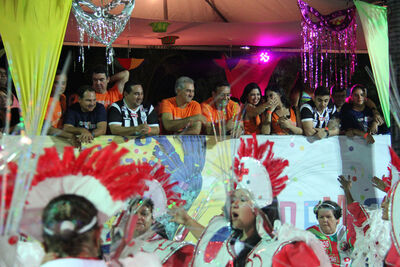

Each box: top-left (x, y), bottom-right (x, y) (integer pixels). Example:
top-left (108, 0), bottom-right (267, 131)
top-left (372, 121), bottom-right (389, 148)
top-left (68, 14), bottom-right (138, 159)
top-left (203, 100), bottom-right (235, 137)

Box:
top-left (64, 102), bottom-right (107, 131)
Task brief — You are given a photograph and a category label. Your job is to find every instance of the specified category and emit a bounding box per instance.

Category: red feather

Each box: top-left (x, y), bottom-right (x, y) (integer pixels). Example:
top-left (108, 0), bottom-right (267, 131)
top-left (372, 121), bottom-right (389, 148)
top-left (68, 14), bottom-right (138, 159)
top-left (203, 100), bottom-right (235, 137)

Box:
top-left (385, 147), bottom-right (400, 196)
top-left (31, 143), bottom-right (157, 201)
top-left (0, 162), bottom-right (18, 210)
top-left (233, 134), bottom-right (289, 198)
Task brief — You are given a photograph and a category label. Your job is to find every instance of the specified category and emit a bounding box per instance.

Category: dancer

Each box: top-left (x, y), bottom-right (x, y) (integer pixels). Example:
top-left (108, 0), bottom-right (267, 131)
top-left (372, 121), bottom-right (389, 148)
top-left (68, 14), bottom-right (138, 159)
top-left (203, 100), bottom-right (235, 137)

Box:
top-left (307, 176), bottom-right (369, 267)
top-left (351, 147), bottom-right (400, 266)
top-left (1, 143), bottom-right (162, 266)
top-left (106, 162), bottom-right (193, 266)
top-left (171, 135), bottom-right (330, 266)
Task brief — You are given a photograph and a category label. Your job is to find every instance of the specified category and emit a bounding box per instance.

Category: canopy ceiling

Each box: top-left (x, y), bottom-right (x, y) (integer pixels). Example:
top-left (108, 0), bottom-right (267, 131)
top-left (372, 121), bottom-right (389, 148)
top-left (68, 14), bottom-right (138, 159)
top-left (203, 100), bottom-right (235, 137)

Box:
top-left (63, 0), bottom-right (381, 50)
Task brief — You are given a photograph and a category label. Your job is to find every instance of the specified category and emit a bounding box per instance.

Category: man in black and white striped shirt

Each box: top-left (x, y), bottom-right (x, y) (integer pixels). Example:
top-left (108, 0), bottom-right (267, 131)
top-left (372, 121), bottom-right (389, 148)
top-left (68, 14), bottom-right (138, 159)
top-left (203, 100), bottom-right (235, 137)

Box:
top-left (300, 86), bottom-right (340, 139)
top-left (108, 81), bottom-right (159, 136)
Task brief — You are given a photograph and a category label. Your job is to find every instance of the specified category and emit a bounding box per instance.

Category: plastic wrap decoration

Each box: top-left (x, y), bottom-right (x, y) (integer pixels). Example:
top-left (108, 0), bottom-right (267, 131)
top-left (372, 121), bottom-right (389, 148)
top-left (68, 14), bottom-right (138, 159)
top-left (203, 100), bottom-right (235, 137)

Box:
top-left (298, 0), bottom-right (357, 90)
top-left (71, 0), bottom-right (135, 70)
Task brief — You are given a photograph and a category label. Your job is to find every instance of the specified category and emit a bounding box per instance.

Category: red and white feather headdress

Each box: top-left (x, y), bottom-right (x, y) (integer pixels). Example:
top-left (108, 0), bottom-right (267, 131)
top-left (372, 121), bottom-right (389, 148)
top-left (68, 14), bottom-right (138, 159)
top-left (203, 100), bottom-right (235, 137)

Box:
top-left (18, 142), bottom-right (162, 240)
top-left (142, 163), bottom-right (186, 218)
top-left (233, 134), bottom-right (289, 208)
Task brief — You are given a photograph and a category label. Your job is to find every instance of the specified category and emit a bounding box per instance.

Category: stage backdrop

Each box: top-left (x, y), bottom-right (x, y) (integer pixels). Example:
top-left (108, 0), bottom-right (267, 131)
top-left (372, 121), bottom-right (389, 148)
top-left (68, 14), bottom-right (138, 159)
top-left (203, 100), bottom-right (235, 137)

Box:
top-left (81, 135), bottom-right (389, 240)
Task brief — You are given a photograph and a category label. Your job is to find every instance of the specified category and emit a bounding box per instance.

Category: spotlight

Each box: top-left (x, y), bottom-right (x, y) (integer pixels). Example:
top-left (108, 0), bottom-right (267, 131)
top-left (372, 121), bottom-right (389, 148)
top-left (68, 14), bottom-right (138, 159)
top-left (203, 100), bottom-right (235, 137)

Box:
top-left (259, 51), bottom-right (270, 63)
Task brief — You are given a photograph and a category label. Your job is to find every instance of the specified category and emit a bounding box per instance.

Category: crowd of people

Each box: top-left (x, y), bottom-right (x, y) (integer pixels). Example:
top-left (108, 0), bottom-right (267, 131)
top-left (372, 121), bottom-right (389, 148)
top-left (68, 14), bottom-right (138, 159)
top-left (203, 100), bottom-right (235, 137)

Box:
top-left (0, 63), bottom-right (389, 146)
top-left (0, 62), bottom-right (396, 266)
top-left (0, 61), bottom-right (400, 267)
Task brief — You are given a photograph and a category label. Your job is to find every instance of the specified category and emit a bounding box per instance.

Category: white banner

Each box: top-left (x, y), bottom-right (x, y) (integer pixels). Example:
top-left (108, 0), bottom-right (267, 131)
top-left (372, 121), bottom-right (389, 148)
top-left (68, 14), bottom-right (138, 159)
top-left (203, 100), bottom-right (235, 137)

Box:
top-left (197, 135), bottom-right (390, 231)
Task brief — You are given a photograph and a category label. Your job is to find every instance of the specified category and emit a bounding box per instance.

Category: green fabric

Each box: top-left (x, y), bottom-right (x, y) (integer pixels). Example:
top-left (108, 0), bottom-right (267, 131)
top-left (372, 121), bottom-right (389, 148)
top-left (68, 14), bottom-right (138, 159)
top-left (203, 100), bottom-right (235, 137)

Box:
top-left (355, 0), bottom-right (390, 127)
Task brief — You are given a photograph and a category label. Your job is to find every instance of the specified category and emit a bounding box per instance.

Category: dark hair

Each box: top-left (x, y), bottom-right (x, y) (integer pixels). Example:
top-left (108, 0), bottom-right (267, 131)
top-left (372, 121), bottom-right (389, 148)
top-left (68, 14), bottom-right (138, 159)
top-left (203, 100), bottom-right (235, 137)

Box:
top-left (314, 200), bottom-right (342, 220)
top-left (92, 64), bottom-right (108, 78)
top-left (264, 82), bottom-right (290, 108)
top-left (330, 84), bottom-right (346, 95)
top-left (261, 197), bottom-right (280, 226)
top-left (314, 86), bottom-right (330, 97)
top-left (213, 80), bottom-right (231, 92)
top-left (55, 69), bottom-right (63, 76)
top-left (42, 194), bottom-right (99, 257)
top-left (123, 80), bottom-right (142, 95)
top-left (230, 97), bottom-right (240, 104)
top-left (240, 83), bottom-right (262, 105)
top-left (77, 85), bottom-right (94, 98)
top-left (350, 84), bottom-right (367, 96)
top-left (129, 198), bottom-right (154, 215)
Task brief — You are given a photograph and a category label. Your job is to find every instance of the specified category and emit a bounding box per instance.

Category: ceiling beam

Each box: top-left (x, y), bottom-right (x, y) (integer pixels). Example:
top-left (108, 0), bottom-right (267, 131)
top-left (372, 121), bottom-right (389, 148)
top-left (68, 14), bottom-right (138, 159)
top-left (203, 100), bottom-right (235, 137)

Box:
top-left (204, 0), bottom-right (228, 22)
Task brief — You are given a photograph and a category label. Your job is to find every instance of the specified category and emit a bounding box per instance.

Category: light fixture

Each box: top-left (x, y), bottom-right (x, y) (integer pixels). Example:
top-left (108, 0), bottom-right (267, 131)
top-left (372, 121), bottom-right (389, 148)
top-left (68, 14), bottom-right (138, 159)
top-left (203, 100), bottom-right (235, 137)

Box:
top-left (259, 51), bottom-right (270, 63)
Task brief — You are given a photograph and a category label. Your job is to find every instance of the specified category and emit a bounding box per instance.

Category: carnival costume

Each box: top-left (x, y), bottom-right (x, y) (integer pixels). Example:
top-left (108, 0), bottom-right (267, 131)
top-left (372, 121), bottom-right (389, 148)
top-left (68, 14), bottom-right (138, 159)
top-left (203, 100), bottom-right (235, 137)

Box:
top-left (384, 148), bottom-right (400, 266)
top-left (307, 201), bottom-right (368, 267)
top-left (108, 162), bottom-right (195, 266)
top-left (191, 135), bottom-right (331, 267)
top-left (349, 147), bottom-right (400, 266)
top-left (0, 142), bottom-right (164, 266)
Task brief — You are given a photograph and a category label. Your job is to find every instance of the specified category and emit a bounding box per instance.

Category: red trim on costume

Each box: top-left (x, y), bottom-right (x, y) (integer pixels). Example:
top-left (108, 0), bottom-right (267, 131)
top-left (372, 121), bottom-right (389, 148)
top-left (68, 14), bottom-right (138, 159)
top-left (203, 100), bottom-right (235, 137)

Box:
top-left (385, 243), bottom-right (400, 266)
top-left (347, 202), bottom-right (369, 235)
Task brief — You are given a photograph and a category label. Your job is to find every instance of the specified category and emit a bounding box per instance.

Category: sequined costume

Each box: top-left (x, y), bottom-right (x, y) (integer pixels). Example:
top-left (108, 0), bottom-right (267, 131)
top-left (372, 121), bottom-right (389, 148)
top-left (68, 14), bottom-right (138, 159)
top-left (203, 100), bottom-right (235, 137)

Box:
top-left (191, 216), bottom-right (330, 267)
top-left (121, 233), bottom-right (194, 267)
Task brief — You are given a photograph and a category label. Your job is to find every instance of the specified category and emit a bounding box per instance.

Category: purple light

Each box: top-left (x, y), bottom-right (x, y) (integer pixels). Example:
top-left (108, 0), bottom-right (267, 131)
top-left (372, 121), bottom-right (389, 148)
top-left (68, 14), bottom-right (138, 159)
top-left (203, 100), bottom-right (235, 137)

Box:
top-left (259, 52), bottom-right (270, 63)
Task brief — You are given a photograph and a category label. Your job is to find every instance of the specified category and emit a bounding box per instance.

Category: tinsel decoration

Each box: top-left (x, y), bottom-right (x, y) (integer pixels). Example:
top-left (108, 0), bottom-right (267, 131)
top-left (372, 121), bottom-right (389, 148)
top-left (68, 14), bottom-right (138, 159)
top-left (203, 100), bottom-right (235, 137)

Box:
top-left (71, 0), bottom-right (135, 71)
top-left (298, 0), bottom-right (357, 90)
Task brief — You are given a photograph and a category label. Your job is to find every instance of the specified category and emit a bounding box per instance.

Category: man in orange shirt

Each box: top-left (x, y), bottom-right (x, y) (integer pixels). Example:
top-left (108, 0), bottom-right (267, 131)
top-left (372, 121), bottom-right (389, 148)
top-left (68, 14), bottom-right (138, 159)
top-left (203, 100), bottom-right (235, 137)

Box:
top-left (70, 65), bottom-right (129, 109)
top-left (159, 76), bottom-right (206, 135)
top-left (201, 81), bottom-right (242, 136)
top-left (91, 65), bottom-right (129, 109)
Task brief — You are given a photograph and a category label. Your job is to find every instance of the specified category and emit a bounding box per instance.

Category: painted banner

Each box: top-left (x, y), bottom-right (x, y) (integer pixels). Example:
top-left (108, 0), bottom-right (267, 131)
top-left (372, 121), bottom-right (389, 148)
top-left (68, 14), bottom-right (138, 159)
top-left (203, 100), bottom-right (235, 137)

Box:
top-left (83, 134), bottom-right (390, 241)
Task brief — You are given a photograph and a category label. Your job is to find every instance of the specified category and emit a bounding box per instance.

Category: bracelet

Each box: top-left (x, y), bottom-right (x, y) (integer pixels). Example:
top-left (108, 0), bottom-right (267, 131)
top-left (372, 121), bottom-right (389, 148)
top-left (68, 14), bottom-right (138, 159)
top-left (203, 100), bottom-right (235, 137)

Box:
top-left (324, 128), bottom-right (329, 137)
top-left (363, 132), bottom-right (369, 139)
top-left (91, 132), bottom-right (95, 138)
top-left (147, 127), bottom-right (151, 134)
top-left (266, 110), bottom-right (273, 115)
